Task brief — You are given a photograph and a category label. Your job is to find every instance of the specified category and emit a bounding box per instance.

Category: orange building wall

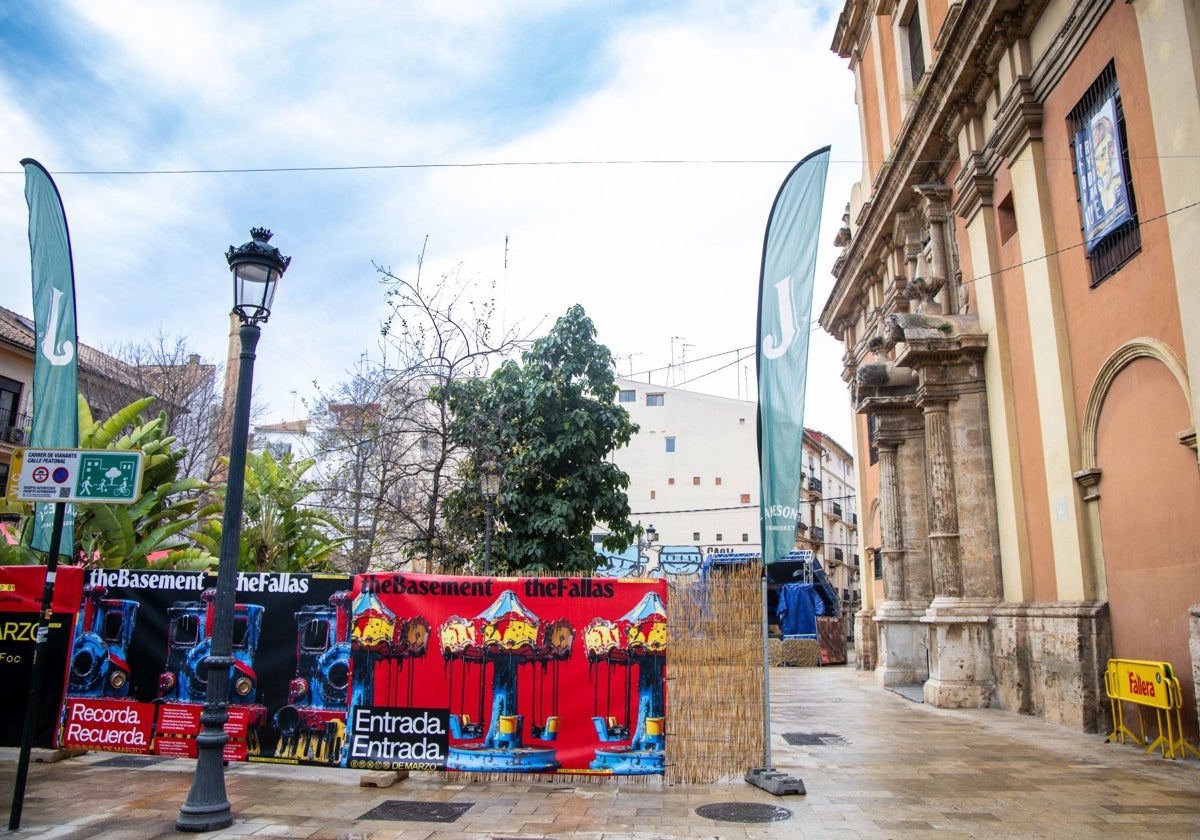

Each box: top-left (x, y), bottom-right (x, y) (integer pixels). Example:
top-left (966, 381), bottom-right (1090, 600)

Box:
top-left (1040, 6), bottom-right (1187, 419)
top-left (1096, 357), bottom-right (1200, 735)
top-left (1049, 4), bottom-right (1197, 735)
top-left (991, 164), bottom-right (1057, 602)
top-left (858, 31), bottom-right (886, 178)
top-left (877, 14), bottom-right (902, 149)
top-left (925, 0), bottom-right (950, 43)
top-left (855, 409), bottom-right (882, 605)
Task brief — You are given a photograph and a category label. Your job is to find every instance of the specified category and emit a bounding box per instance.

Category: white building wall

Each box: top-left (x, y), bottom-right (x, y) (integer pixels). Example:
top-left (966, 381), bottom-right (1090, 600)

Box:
top-left (814, 435), bottom-right (859, 609)
top-left (610, 377), bottom-right (761, 558)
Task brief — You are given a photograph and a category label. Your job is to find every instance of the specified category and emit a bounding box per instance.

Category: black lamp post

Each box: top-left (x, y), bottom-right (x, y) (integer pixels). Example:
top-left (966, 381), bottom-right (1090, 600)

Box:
top-left (637, 523), bottom-right (657, 575)
top-left (481, 460), bottom-right (501, 576)
top-left (177, 228), bottom-right (289, 833)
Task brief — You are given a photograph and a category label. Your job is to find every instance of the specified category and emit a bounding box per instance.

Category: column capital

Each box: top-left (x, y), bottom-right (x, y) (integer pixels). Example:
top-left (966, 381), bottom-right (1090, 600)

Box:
top-left (1072, 467), bottom-right (1102, 502)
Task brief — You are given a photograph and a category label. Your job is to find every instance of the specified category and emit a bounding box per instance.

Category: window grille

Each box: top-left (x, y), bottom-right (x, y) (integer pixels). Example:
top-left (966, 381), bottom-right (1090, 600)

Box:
top-left (1068, 61), bottom-right (1139, 287)
top-left (906, 6), bottom-right (925, 84)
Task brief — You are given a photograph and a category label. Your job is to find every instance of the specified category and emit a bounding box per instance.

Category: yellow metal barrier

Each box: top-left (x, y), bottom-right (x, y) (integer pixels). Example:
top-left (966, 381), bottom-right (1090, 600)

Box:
top-left (1105, 658), bottom-right (1200, 760)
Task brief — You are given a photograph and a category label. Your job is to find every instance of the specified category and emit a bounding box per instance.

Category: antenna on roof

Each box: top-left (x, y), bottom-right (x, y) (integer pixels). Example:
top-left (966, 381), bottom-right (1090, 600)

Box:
top-left (501, 235), bottom-right (509, 339)
top-left (680, 343), bottom-right (695, 389)
top-left (615, 352), bottom-right (642, 377)
top-left (669, 336), bottom-right (685, 386)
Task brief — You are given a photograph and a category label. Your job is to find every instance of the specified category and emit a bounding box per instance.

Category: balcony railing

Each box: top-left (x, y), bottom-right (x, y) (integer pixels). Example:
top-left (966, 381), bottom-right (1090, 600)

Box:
top-left (810, 526), bottom-right (825, 542)
top-left (829, 501), bottom-right (842, 519)
top-left (807, 477), bottom-right (823, 494)
top-left (833, 547), bottom-right (844, 561)
top-left (0, 409), bottom-right (32, 446)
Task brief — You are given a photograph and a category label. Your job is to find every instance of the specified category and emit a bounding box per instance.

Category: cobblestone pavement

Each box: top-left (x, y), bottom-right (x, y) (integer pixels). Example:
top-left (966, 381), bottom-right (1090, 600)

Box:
top-left (3, 659), bottom-right (1199, 839)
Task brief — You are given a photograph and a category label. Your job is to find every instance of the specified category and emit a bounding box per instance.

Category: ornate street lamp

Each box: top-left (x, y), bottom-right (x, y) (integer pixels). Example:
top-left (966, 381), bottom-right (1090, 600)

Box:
top-left (177, 228), bottom-right (289, 833)
top-left (636, 523), bottom-right (658, 574)
top-left (481, 460), bottom-right (501, 576)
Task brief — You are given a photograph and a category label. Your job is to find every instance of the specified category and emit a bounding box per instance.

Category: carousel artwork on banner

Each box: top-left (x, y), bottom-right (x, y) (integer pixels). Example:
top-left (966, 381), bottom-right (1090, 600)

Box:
top-left (343, 573), bottom-right (668, 775)
top-left (584, 591), bottom-right (667, 774)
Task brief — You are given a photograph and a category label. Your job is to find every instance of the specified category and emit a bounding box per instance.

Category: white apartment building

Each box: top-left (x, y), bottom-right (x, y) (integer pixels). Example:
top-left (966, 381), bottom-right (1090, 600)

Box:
top-left (801, 431), bottom-right (861, 619)
top-left (609, 377), bottom-right (859, 607)
top-left (610, 377), bottom-right (761, 559)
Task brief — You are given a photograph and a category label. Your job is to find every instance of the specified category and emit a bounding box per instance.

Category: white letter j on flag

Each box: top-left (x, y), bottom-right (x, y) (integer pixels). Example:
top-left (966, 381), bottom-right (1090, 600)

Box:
top-left (762, 276), bottom-right (797, 360)
top-left (41, 288), bottom-right (75, 366)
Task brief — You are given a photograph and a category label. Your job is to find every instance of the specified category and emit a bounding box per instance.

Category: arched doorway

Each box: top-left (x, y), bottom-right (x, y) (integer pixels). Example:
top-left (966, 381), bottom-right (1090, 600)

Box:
top-left (1093, 352), bottom-right (1200, 738)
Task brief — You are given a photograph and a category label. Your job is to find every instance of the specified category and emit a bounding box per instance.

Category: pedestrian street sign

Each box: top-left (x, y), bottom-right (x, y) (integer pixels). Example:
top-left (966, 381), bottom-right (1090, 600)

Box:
top-left (7, 448), bottom-right (145, 505)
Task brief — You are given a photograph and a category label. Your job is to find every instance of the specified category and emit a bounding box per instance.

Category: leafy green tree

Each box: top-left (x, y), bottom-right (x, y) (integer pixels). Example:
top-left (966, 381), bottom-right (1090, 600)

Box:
top-left (0, 396), bottom-right (219, 568)
top-left (196, 449), bottom-right (346, 573)
top-left (445, 305), bottom-right (638, 572)
top-left (75, 397), bottom-right (220, 568)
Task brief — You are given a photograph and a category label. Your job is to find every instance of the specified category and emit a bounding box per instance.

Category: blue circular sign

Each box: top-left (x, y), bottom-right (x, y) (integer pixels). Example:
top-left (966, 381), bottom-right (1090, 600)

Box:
top-left (52, 467), bottom-right (70, 484)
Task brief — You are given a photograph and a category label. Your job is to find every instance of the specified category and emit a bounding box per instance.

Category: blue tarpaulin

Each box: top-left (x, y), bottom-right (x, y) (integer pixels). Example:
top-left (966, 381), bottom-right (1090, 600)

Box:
top-left (776, 583), bottom-right (824, 636)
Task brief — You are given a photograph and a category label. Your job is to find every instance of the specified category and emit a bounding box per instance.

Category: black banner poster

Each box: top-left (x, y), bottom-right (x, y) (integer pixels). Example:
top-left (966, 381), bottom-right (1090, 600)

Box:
top-left (343, 705), bottom-right (449, 771)
top-left (58, 568), bottom-right (353, 765)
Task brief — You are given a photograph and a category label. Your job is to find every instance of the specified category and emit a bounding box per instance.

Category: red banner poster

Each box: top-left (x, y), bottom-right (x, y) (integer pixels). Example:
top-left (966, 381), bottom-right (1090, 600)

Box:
top-left (0, 564), bottom-right (84, 613)
top-left (345, 573), bottom-right (668, 776)
top-left (0, 564), bottom-right (83, 747)
top-left (58, 696), bottom-right (154, 753)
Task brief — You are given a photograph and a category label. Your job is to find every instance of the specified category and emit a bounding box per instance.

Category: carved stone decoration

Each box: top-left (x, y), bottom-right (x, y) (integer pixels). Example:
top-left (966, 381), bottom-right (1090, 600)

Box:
top-left (904, 246), bottom-right (945, 314)
top-left (917, 183), bottom-right (957, 312)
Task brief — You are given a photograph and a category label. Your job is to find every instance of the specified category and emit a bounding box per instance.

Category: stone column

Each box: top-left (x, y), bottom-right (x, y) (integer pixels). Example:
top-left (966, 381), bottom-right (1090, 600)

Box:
top-left (923, 401), bottom-right (963, 599)
top-left (872, 410), bottom-right (931, 688)
top-left (211, 312), bottom-right (241, 483)
top-left (1192, 605), bottom-right (1200, 735)
top-left (919, 392), bottom-right (996, 708)
top-left (1073, 467), bottom-right (1106, 601)
top-left (877, 440), bottom-right (905, 602)
top-left (854, 608), bottom-right (877, 671)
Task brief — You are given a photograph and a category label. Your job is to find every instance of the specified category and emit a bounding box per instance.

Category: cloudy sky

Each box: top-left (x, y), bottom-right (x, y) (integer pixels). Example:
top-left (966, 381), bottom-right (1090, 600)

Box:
top-left (1, 1), bottom-right (862, 446)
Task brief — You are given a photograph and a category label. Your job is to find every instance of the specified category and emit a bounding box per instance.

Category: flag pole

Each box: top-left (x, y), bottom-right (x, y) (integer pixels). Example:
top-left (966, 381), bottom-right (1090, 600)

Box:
top-left (761, 567), bottom-right (772, 770)
top-left (8, 503), bottom-right (66, 831)
top-left (747, 146), bottom-right (830, 797)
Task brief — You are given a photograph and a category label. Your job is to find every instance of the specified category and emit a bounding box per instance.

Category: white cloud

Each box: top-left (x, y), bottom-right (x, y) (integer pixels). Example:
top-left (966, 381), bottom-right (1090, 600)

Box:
top-left (1, 0), bottom-right (862, 446)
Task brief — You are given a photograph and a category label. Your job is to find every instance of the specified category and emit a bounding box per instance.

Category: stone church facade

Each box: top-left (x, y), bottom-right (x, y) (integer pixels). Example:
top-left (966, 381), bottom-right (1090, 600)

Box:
top-left (821, 0), bottom-right (1200, 738)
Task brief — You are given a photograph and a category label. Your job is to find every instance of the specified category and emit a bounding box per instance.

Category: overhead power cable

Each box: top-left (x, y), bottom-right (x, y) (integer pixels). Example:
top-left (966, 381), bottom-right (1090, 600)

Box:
top-left (0, 159), bottom-right (833, 176)
top-left (958, 198), bottom-right (1200, 289)
top-left (4, 152), bottom-right (1199, 178)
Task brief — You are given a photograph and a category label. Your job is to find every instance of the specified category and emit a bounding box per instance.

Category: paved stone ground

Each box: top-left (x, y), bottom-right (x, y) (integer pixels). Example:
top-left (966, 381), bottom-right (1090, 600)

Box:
top-left (3, 659), bottom-right (1199, 839)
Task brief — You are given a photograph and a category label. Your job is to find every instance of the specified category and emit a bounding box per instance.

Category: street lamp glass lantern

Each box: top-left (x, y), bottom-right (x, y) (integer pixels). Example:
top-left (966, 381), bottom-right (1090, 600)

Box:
top-left (480, 461), bottom-right (502, 498)
top-left (227, 227), bottom-right (291, 325)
